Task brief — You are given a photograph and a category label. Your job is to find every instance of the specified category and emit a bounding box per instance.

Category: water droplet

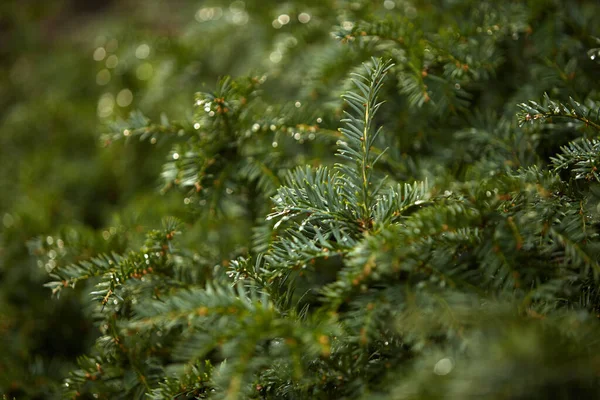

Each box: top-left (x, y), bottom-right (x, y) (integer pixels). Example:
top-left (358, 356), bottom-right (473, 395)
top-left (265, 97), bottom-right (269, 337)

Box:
top-left (298, 12), bottom-right (311, 23)
top-left (232, 11), bottom-right (249, 25)
top-left (278, 14), bottom-right (290, 25)
top-left (270, 51), bottom-right (282, 63)
top-left (173, 152), bottom-right (180, 160)
top-left (195, 7), bottom-right (223, 22)
top-left (434, 357), bottom-right (454, 375)
top-left (93, 47), bottom-right (106, 61)
top-left (45, 261), bottom-right (56, 272)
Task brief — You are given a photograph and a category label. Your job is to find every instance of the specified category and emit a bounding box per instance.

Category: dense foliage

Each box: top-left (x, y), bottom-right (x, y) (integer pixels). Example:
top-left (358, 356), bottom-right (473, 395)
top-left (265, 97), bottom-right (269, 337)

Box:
top-left (2, 0), bottom-right (600, 398)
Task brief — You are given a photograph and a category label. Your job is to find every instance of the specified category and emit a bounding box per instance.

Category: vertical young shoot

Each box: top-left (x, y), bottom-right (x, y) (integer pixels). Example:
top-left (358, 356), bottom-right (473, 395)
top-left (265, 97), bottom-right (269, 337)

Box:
top-left (337, 58), bottom-right (394, 222)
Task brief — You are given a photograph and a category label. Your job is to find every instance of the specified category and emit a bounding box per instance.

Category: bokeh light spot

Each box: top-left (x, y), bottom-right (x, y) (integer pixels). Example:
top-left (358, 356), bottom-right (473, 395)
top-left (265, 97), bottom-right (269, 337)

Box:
top-left (116, 89), bottom-right (133, 107)
top-left (135, 44), bottom-right (150, 59)
top-left (93, 47), bottom-right (106, 61)
top-left (96, 69), bottom-right (111, 85)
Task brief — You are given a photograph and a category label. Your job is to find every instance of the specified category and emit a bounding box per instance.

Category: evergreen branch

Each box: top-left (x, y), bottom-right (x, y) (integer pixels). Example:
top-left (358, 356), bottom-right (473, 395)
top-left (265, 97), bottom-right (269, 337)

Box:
top-left (101, 110), bottom-right (189, 146)
top-left (547, 226), bottom-right (600, 280)
top-left (373, 180), bottom-right (430, 227)
top-left (42, 218), bottom-right (181, 303)
top-left (147, 361), bottom-right (213, 399)
top-left (237, 156), bottom-right (282, 196)
top-left (517, 93), bottom-right (600, 131)
top-left (268, 166), bottom-right (352, 230)
top-left (128, 284), bottom-right (340, 399)
top-left (338, 57), bottom-right (394, 219)
top-left (268, 58), bottom-right (402, 237)
top-left (551, 138), bottom-right (600, 182)
top-left (265, 60), bottom-right (423, 278)
top-left (266, 224), bottom-right (357, 270)
top-left (321, 200), bottom-right (483, 308)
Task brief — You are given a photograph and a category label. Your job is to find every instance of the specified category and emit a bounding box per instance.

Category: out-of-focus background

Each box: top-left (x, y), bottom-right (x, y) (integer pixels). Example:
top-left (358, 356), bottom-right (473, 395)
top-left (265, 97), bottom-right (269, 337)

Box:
top-left (0, 1), bottom-right (342, 397)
